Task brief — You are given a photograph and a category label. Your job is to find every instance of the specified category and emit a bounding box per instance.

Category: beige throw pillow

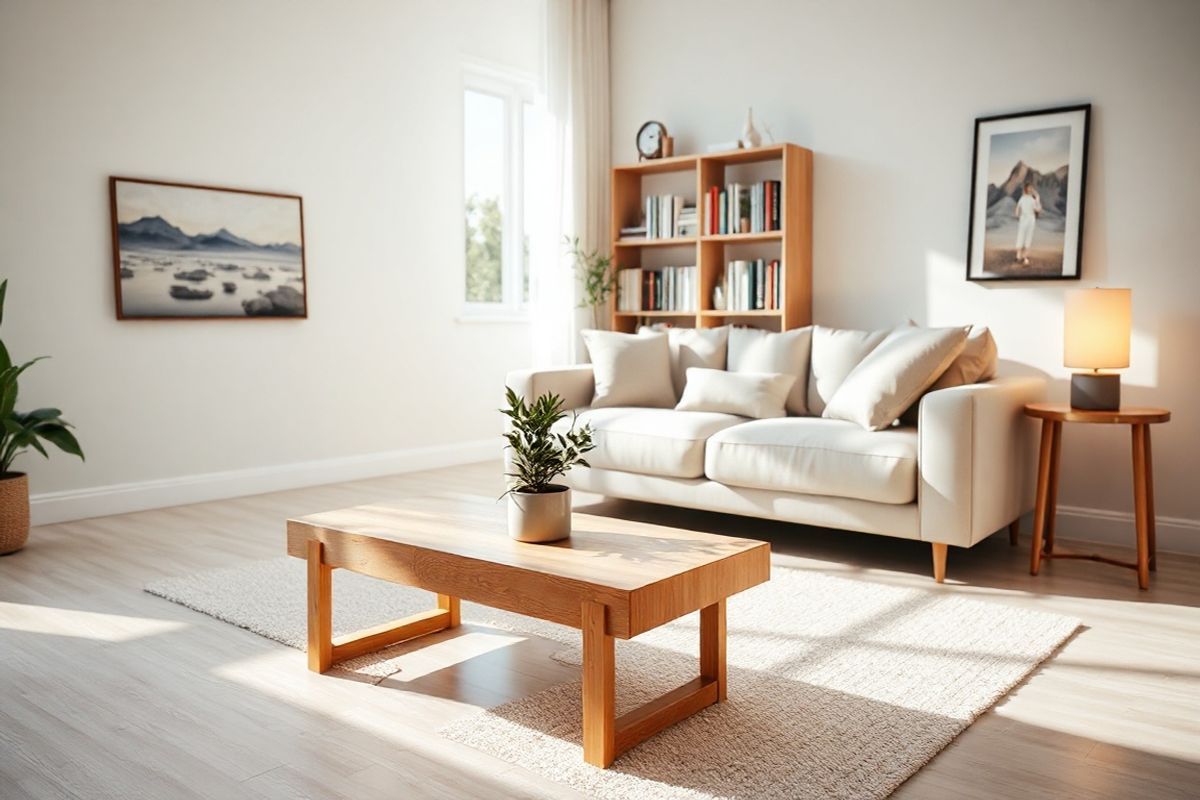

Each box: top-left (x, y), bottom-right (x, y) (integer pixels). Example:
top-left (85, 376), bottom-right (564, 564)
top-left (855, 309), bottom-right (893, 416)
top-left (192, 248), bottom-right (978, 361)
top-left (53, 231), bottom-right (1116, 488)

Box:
top-left (580, 329), bottom-right (675, 409)
top-left (640, 325), bottom-right (729, 398)
top-left (807, 325), bottom-right (889, 415)
top-left (726, 326), bottom-right (812, 415)
top-left (823, 326), bottom-right (968, 431)
top-left (929, 324), bottom-right (997, 390)
top-left (898, 324), bottom-right (998, 425)
top-left (675, 368), bottom-right (795, 419)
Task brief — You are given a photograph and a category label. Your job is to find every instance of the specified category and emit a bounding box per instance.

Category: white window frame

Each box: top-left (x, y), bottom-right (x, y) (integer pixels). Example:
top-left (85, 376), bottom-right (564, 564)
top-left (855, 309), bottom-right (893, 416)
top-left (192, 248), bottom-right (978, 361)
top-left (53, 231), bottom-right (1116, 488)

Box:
top-left (461, 62), bottom-right (536, 320)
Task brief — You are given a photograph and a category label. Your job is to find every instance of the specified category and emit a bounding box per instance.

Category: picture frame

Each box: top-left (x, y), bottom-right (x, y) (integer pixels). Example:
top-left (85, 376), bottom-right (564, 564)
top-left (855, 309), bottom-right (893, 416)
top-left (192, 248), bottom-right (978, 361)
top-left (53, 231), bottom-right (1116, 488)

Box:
top-left (966, 104), bottom-right (1090, 282)
top-left (110, 177), bottom-right (307, 319)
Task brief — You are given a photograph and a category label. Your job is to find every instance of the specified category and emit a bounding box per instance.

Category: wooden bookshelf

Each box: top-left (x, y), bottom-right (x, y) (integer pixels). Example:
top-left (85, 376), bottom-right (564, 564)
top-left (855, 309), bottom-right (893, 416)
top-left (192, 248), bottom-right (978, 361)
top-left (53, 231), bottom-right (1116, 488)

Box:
top-left (609, 143), bottom-right (812, 333)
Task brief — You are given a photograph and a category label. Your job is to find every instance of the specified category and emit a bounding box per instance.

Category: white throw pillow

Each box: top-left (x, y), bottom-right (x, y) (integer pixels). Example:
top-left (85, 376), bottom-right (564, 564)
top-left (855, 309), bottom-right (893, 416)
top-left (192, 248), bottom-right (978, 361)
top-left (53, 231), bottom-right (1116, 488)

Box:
top-left (675, 368), bottom-right (796, 419)
top-left (823, 326), bottom-right (968, 430)
top-left (640, 325), bottom-right (729, 398)
top-left (726, 326), bottom-right (812, 416)
top-left (806, 325), bottom-right (889, 415)
top-left (580, 329), bottom-right (675, 409)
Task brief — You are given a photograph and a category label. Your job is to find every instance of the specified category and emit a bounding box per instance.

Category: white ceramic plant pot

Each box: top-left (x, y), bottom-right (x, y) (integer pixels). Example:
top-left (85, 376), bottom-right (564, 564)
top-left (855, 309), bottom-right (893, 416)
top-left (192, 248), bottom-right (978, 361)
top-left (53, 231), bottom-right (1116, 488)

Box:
top-left (507, 485), bottom-right (572, 543)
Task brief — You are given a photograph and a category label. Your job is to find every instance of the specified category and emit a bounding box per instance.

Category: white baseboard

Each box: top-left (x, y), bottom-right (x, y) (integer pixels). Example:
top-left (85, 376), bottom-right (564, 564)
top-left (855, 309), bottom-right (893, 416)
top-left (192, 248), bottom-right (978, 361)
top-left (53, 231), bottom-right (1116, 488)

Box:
top-left (1049, 504), bottom-right (1200, 556)
top-left (29, 439), bottom-right (498, 527)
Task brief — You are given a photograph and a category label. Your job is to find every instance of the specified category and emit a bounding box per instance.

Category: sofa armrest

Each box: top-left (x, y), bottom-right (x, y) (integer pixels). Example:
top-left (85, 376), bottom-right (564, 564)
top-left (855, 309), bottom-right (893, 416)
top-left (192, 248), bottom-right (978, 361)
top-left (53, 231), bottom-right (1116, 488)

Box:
top-left (918, 376), bottom-right (1046, 547)
top-left (505, 365), bottom-right (595, 410)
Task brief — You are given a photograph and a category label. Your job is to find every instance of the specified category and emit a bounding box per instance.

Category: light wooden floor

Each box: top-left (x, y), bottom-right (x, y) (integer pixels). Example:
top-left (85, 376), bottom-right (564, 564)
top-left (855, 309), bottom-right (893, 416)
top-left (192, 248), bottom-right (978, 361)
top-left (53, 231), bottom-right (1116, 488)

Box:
top-left (2, 461), bottom-right (1198, 799)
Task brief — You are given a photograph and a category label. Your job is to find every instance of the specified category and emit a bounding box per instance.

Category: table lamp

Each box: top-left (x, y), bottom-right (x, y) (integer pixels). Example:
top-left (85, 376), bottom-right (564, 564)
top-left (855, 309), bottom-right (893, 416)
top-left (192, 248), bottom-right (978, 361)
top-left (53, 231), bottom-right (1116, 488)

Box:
top-left (1063, 288), bottom-right (1131, 411)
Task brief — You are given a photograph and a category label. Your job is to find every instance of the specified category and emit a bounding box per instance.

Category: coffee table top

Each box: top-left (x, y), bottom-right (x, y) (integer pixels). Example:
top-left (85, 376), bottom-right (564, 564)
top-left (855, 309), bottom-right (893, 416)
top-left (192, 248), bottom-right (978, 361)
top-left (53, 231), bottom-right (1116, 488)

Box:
top-left (287, 494), bottom-right (770, 638)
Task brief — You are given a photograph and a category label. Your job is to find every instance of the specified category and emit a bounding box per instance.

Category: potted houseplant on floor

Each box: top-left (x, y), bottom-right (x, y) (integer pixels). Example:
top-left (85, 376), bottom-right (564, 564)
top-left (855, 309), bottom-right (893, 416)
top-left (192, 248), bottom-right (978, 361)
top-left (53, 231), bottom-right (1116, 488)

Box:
top-left (0, 280), bottom-right (84, 555)
top-left (501, 387), bottom-right (593, 543)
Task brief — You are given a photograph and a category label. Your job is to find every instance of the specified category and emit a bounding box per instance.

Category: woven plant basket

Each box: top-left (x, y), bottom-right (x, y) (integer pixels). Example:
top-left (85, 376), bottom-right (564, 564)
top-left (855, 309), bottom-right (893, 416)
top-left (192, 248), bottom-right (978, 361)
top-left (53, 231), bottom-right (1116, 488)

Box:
top-left (0, 473), bottom-right (30, 555)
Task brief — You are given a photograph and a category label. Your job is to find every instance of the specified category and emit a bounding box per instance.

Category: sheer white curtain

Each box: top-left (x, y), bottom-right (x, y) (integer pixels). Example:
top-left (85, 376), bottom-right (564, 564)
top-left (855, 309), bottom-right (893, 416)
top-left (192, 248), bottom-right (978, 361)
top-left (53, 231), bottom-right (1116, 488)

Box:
top-left (528, 0), bottom-right (610, 367)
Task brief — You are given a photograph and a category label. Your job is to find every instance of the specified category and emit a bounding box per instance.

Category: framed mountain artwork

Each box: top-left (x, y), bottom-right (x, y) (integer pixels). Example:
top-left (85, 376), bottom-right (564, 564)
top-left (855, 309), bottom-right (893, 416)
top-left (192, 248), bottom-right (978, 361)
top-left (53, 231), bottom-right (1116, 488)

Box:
top-left (966, 104), bottom-right (1090, 282)
top-left (110, 177), bottom-right (307, 319)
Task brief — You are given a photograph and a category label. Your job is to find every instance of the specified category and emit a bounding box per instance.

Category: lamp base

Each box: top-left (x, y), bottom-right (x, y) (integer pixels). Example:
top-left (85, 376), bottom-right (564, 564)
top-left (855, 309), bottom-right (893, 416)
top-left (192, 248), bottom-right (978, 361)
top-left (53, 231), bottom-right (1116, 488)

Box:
top-left (1070, 373), bottom-right (1121, 411)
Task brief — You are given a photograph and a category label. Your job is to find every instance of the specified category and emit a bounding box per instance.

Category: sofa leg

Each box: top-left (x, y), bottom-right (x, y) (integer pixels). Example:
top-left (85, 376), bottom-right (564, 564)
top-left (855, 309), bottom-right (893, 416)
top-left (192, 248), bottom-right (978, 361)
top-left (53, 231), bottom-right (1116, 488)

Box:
top-left (931, 543), bottom-right (948, 583)
top-left (1009, 519), bottom-right (1020, 546)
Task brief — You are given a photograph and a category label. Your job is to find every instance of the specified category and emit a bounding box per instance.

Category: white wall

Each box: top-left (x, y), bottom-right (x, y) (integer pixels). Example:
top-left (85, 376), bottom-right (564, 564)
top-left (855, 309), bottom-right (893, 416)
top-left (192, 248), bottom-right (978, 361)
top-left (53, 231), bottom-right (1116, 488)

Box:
top-left (0, 0), bottom-right (540, 517)
top-left (611, 0), bottom-right (1200, 541)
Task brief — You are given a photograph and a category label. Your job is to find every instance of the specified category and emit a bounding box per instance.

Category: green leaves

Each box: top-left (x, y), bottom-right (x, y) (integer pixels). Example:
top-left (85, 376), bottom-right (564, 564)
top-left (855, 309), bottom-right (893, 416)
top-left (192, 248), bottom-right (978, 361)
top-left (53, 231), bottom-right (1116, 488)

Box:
top-left (0, 280), bottom-right (85, 473)
top-left (0, 408), bottom-right (85, 472)
top-left (501, 387), bottom-right (595, 495)
top-left (565, 237), bottom-right (615, 323)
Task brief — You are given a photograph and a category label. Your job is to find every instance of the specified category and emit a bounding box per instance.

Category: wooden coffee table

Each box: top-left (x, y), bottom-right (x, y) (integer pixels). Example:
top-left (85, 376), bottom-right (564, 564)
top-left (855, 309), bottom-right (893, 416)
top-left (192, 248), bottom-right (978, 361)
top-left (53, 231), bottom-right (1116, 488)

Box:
top-left (286, 494), bottom-right (769, 768)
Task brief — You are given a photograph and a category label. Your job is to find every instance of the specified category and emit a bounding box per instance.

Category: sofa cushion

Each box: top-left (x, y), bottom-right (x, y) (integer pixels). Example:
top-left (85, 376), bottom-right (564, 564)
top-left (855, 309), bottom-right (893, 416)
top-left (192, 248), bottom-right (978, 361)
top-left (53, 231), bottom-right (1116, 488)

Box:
top-left (580, 329), bottom-right (675, 409)
top-left (641, 325), bottom-right (729, 398)
top-left (727, 326), bottom-right (812, 416)
top-left (555, 407), bottom-right (744, 479)
top-left (899, 323), bottom-right (997, 425)
top-left (676, 368), bottom-right (795, 419)
top-left (823, 326), bottom-right (967, 431)
top-left (704, 417), bottom-right (918, 504)
top-left (930, 324), bottom-right (997, 391)
top-left (807, 325), bottom-right (889, 415)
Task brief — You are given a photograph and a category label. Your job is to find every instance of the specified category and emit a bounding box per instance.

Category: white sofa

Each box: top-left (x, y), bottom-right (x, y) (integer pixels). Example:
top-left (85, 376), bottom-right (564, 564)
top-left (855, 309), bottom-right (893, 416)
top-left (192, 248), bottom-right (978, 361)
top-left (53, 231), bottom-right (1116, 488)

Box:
top-left (506, 363), bottom-right (1045, 582)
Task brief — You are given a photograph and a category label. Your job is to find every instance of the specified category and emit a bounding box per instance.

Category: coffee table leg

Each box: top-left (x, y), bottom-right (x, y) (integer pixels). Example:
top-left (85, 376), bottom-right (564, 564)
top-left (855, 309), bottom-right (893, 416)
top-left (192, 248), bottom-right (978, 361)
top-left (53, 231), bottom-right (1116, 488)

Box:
top-left (582, 600), bottom-right (615, 768)
top-left (700, 599), bottom-right (727, 702)
top-left (438, 594), bottom-right (461, 627)
top-left (307, 540), bottom-right (333, 673)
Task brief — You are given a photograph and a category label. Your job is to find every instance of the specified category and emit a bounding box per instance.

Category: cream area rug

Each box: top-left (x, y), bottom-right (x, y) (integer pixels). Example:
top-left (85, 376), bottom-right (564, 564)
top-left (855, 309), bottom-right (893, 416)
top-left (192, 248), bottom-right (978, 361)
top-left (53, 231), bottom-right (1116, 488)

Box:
top-left (147, 558), bottom-right (1079, 799)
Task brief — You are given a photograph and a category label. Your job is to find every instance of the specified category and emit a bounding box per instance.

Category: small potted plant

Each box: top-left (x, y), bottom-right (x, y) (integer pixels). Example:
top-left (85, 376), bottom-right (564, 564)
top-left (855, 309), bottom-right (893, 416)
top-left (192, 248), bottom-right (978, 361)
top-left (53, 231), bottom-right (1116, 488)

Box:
top-left (565, 236), bottom-right (616, 330)
top-left (0, 280), bottom-right (85, 555)
top-left (501, 387), bottom-right (594, 543)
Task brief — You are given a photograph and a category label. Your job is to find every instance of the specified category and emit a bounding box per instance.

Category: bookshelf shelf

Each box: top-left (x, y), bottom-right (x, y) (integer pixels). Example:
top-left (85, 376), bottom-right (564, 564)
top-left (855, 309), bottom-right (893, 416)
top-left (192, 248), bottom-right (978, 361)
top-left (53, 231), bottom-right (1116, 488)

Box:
top-left (614, 237), bottom-right (697, 248)
top-left (612, 153), bottom-right (698, 176)
top-left (698, 309), bottom-right (784, 318)
top-left (700, 231), bottom-right (783, 243)
top-left (610, 142), bottom-right (812, 332)
top-left (614, 310), bottom-right (697, 318)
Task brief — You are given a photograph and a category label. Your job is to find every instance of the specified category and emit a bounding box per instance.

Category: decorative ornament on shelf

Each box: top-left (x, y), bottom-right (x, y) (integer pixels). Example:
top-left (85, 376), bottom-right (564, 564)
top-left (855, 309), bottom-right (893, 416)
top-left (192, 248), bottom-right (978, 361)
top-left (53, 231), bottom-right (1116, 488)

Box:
top-left (713, 285), bottom-right (726, 311)
top-left (740, 107), bottom-right (763, 149)
top-left (636, 120), bottom-right (669, 161)
top-left (501, 388), bottom-right (595, 543)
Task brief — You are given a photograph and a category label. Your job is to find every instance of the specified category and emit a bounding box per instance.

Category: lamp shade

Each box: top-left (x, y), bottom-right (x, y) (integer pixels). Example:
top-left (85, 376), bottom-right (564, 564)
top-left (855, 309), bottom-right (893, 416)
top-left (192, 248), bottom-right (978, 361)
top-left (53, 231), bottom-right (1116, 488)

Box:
top-left (1063, 288), bottom-right (1131, 370)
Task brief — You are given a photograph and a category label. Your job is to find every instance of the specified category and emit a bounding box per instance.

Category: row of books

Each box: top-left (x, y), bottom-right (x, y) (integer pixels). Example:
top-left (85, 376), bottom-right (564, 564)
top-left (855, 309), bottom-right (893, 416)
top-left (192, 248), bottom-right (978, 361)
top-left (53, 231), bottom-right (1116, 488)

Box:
top-left (616, 266), bottom-right (698, 312)
top-left (639, 195), bottom-right (697, 239)
top-left (703, 181), bottom-right (781, 235)
top-left (723, 259), bottom-right (783, 311)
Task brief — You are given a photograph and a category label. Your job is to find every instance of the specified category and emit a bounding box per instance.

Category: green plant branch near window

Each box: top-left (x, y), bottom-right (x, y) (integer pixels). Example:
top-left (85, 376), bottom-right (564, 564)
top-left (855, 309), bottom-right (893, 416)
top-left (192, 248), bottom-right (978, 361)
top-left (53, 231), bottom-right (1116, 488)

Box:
top-left (0, 280), bottom-right (85, 554)
top-left (566, 236), bottom-right (615, 329)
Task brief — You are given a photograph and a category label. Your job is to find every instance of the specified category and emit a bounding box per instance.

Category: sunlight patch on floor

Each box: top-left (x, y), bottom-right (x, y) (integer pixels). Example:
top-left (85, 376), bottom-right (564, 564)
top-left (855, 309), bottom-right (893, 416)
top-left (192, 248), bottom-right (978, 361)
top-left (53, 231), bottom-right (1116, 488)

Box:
top-left (0, 601), bottom-right (187, 642)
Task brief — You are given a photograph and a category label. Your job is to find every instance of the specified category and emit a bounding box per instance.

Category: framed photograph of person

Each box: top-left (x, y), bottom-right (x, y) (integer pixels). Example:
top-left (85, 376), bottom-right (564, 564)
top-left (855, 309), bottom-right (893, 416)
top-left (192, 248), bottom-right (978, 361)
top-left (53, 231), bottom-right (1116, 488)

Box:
top-left (966, 104), bottom-right (1090, 282)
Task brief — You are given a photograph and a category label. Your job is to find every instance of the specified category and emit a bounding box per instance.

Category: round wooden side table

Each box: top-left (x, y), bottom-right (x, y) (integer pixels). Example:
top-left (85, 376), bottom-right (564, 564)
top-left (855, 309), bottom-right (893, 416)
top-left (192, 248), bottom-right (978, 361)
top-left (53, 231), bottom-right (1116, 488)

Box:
top-left (1023, 402), bottom-right (1171, 590)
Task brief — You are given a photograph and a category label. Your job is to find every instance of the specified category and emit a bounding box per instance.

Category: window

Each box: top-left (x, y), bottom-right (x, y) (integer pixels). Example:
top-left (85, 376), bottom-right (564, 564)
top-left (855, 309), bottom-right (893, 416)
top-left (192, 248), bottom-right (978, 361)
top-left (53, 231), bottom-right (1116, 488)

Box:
top-left (463, 66), bottom-right (535, 317)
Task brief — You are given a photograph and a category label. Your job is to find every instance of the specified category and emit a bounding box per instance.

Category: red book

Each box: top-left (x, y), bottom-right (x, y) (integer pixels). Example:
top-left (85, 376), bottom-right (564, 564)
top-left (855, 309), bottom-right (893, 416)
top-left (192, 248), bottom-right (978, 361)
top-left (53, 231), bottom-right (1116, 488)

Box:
top-left (764, 181), bottom-right (771, 234)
